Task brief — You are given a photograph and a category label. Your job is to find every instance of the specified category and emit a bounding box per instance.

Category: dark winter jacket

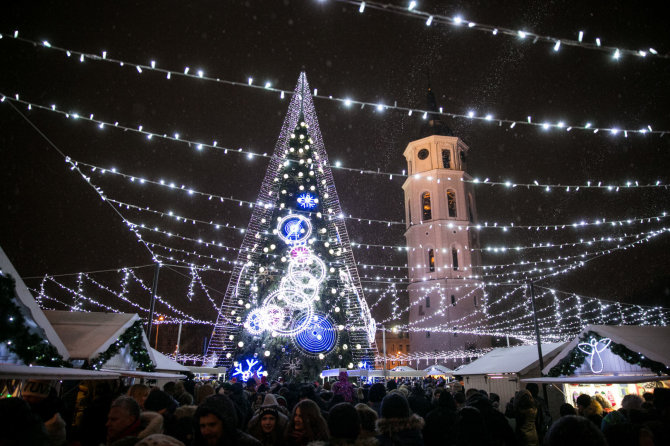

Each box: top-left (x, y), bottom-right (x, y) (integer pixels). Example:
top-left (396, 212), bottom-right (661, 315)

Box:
top-left (193, 395), bottom-right (261, 446)
top-left (376, 414), bottom-right (425, 446)
top-left (466, 394), bottom-right (517, 446)
top-left (422, 392), bottom-right (458, 446)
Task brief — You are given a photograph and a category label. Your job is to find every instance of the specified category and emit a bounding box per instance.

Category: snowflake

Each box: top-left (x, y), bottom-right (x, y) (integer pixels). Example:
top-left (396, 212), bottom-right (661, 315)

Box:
top-left (297, 193), bottom-right (317, 209)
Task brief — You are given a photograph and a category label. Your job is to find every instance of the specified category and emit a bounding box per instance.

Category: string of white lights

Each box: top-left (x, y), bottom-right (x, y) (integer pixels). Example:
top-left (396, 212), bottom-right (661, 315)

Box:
top-left (3, 94), bottom-right (668, 189)
top-left (2, 35), bottom-right (667, 136)
top-left (337, 0), bottom-right (668, 61)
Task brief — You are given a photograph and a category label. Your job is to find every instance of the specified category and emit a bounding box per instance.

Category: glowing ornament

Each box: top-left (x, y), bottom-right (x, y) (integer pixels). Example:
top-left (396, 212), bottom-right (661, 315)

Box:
top-left (578, 337), bottom-right (611, 374)
top-left (294, 313), bottom-right (337, 354)
top-left (232, 358), bottom-right (267, 382)
top-left (297, 192), bottom-right (318, 209)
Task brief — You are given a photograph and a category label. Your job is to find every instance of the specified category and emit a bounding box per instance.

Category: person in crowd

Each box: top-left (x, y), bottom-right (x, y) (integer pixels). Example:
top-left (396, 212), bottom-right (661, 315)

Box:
top-left (386, 381), bottom-right (397, 392)
top-left (170, 404), bottom-right (198, 446)
top-left (641, 392), bottom-right (654, 410)
top-left (367, 383), bottom-right (386, 416)
top-left (543, 415), bottom-right (607, 446)
top-left (513, 390), bottom-right (538, 446)
top-left (430, 387), bottom-right (444, 409)
top-left (376, 392), bottom-right (424, 446)
top-left (592, 394), bottom-right (613, 414)
top-left (453, 392), bottom-right (466, 411)
top-left (355, 403), bottom-right (378, 439)
top-left (524, 383), bottom-right (551, 442)
top-left (332, 371), bottom-right (355, 403)
top-left (193, 394), bottom-right (260, 446)
top-left (197, 384), bottom-right (216, 404)
top-left (0, 397), bottom-right (50, 446)
top-left (467, 390), bottom-right (516, 446)
top-left (321, 402), bottom-right (373, 446)
top-left (105, 396), bottom-right (145, 445)
top-left (489, 393), bottom-right (501, 412)
top-left (229, 383), bottom-right (254, 430)
top-left (575, 394), bottom-right (603, 427)
top-left (454, 406), bottom-right (487, 446)
top-left (21, 380), bottom-right (67, 446)
top-left (408, 384), bottom-right (432, 419)
top-left (284, 399), bottom-right (329, 446)
top-left (600, 393), bottom-right (643, 431)
top-left (128, 384), bottom-right (151, 410)
top-left (423, 390), bottom-right (458, 446)
top-left (135, 433), bottom-right (185, 446)
top-left (558, 403), bottom-right (576, 417)
top-left (252, 392), bottom-right (266, 413)
top-left (247, 403), bottom-right (286, 446)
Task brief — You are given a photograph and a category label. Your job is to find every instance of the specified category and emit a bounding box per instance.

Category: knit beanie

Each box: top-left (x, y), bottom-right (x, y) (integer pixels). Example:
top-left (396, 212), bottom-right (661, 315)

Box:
top-left (380, 392), bottom-right (410, 419)
top-left (259, 406), bottom-right (279, 420)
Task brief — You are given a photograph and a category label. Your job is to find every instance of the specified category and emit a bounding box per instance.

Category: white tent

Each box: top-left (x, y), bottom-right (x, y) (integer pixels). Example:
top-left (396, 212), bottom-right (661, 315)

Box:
top-left (0, 246), bottom-right (69, 361)
top-left (43, 310), bottom-right (155, 371)
top-left (455, 343), bottom-right (566, 409)
top-left (392, 365), bottom-right (416, 372)
top-left (150, 348), bottom-right (190, 373)
top-left (542, 325), bottom-right (670, 377)
top-left (0, 364), bottom-right (120, 380)
top-left (423, 364), bottom-right (454, 376)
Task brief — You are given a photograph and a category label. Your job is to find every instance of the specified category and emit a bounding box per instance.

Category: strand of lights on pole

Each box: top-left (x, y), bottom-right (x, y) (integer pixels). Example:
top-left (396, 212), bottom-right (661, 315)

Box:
top-left (1, 35), bottom-right (667, 137)
top-left (3, 94), bottom-right (668, 189)
top-left (334, 0), bottom-right (667, 61)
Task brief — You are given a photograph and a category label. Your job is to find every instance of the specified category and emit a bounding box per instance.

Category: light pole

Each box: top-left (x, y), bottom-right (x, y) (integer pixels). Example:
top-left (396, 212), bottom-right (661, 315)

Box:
top-left (155, 315), bottom-right (164, 348)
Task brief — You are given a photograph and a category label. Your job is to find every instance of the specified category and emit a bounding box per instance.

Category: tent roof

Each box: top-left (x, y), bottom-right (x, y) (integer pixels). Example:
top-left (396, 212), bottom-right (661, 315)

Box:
top-left (43, 310), bottom-right (141, 359)
top-left (455, 343), bottom-right (566, 376)
top-left (0, 363), bottom-right (119, 380)
top-left (150, 348), bottom-right (190, 372)
top-left (100, 368), bottom-right (185, 380)
top-left (424, 364), bottom-right (454, 375)
top-left (392, 366), bottom-right (416, 371)
top-left (522, 375), bottom-right (669, 384)
top-left (0, 247), bottom-right (69, 359)
top-left (543, 325), bottom-right (670, 375)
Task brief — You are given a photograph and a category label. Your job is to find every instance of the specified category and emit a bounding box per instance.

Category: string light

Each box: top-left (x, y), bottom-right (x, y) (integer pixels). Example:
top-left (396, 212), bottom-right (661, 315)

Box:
top-left (2, 38), bottom-right (667, 136)
top-left (333, 0), bottom-right (668, 61)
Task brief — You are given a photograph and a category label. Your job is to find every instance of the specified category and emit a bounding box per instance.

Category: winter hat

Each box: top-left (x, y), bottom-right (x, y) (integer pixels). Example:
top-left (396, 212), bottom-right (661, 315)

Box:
top-left (380, 392), bottom-right (410, 419)
top-left (397, 384), bottom-right (409, 398)
top-left (261, 393), bottom-right (279, 407)
top-left (135, 433), bottom-right (185, 446)
top-left (368, 383), bottom-right (386, 403)
top-left (259, 406), bottom-right (279, 420)
top-left (145, 390), bottom-right (174, 412)
top-left (328, 402), bottom-right (360, 440)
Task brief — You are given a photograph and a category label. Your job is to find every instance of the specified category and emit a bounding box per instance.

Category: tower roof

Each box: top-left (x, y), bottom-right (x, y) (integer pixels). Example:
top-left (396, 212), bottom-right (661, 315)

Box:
top-left (418, 86), bottom-right (454, 138)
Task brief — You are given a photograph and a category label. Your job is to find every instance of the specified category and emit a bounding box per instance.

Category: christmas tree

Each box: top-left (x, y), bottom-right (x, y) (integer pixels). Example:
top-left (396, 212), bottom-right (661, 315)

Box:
top-left (206, 73), bottom-right (376, 379)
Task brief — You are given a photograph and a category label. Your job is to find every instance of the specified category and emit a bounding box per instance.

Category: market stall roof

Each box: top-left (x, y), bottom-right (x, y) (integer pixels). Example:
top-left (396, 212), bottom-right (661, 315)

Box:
top-left (455, 343), bottom-right (566, 376)
top-left (187, 366), bottom-right (228, 376)
top-left (43, 310), bottom-right (142, 359)
top-left (321, 368), bottom-right (426, 378)
top-left (150, 348), bottom-right (190, 373)
top-left (521, 375), bottom-right (669, 384)
top-left (543, 325), bottom-right (670, 375)
top-left (392, 365), bottom-right (417, 371)
top-left (424, 364), bottom-right (454, 375)
top-left (100, 368), bottom-right (185, 380)
top-left (0, 363), bottom-right (120, 380)
top-left (0, 247), bottom-right (69, 359)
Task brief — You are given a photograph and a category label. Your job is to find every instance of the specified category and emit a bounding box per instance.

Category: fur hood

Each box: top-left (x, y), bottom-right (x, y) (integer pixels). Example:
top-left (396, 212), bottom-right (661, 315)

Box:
top-left (309, 437), bottom-right (378, 446)
top-left (376, 414), bottom-right (424, 434)
top-left (138, 411), bottom-right (164, 439)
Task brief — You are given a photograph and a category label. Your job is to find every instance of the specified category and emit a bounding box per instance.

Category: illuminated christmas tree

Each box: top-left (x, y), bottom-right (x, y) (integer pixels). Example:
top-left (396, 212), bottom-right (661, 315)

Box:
top-left (205, 73), bottom-right (376, 378)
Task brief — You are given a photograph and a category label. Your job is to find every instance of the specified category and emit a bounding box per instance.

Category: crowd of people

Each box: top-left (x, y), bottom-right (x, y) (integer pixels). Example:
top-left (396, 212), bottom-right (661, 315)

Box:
top-left (1, 370), bottom-right (669, 446)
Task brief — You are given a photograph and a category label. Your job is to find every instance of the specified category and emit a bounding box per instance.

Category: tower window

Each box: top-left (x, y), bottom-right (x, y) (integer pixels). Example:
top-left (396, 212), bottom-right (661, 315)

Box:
top-left (418, 148), bottom-right (429, 160)
top-left (422, 192), bottom-right (432, 220)
top-left (468, 195), bottom-right (474, 222)
top-left (451, 295), bottom-right (456, 306)
top-left (452, 247), bottom-right (459, 270)
top-left (418, 305), bottom-right (424, 316)
top-left (447, 189), bottom-right (457, 218)
top-left (474, 295), bottom-right (478, 307)
top-left (428, 249), bottom-right (435, 272)
top-left (407, 199), bottom-right (412, 227)
top-left (425, 296), bottom-right (431, 308)
top-left (426, 331), bottom-right (431, 338)
top-left (442, 149), bottom-right (451, 169)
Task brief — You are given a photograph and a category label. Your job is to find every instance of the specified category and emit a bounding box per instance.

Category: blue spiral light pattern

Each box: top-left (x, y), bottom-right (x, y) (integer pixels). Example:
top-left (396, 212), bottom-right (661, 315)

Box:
top-left (294, 313), bottom-right (337, 354)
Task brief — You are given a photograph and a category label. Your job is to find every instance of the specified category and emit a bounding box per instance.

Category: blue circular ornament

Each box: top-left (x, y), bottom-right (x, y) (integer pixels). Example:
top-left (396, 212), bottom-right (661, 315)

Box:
top-left (294, 313), bottom-right (337, 354)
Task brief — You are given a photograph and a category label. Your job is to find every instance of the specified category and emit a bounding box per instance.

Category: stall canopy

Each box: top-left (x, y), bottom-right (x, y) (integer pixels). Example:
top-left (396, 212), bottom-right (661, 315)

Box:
top-left (392, 366), bottom-right (417, 372)
top-left (43, 310), bottom-right (145, 360)
top-left (455, 343), bottom-right (566, 376)
top-left (150, 348), bottom-right (190, 373)
top-left (0, 363), bottom-right (120, 380)
top-left (542, 325), bottom-right (670, 377)
top-left (321, 368), bottom-right (426, 378)
top-left (521, 375), bottom-right (669, 384)
top-left (0, 246), bottom-right (69, 360)
top-left (424, 364), bottom-right (454, 376)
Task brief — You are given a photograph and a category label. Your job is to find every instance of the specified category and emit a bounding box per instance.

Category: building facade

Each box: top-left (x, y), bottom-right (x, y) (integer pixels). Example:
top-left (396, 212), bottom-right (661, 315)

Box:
top-left (403, 131), bottom-right (490, 365)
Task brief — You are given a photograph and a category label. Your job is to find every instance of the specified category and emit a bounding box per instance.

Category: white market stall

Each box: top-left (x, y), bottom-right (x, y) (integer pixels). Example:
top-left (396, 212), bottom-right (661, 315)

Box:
top-left (522, 325), bottom-right (670, 410)
top-left (454, 342), bottom-right (565, 409)
top-left (424, 364), bottom-right (454, 377)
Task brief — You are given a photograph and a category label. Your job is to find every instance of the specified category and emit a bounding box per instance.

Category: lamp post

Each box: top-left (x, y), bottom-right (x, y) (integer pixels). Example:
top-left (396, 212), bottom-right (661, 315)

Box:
top-left (155, 315), bottom-right (164, 349)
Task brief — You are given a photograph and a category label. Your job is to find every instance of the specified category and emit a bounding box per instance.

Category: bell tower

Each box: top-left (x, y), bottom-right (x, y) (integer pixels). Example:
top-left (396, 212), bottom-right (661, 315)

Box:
top-left (402, 89), bottom-right (489, 365)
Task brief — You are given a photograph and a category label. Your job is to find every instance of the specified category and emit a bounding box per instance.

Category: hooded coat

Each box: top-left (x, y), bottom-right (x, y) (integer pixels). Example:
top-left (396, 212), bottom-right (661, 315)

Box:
top-left (193, 395), bottom-right (261, 446)
top-left (331, 372), bottom-right (355, 403)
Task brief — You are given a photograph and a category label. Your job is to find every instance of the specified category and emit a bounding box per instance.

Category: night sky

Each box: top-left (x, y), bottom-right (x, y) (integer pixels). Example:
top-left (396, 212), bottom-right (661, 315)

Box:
top-left (2, 1), bottom-right (669, 355)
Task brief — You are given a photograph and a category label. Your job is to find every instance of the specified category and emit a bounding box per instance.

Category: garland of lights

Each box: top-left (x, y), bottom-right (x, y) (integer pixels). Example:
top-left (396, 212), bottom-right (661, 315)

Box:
top-left (84, 320), bottom-right (155, 372)
top-left (0, 274), bottom-right (70, 367)
top-left (338, 0), bottom-right (666, 61)
top-left (548, 331), bottom-right (670, 377)
top-left (2, 36), bottom-right (667, 136)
